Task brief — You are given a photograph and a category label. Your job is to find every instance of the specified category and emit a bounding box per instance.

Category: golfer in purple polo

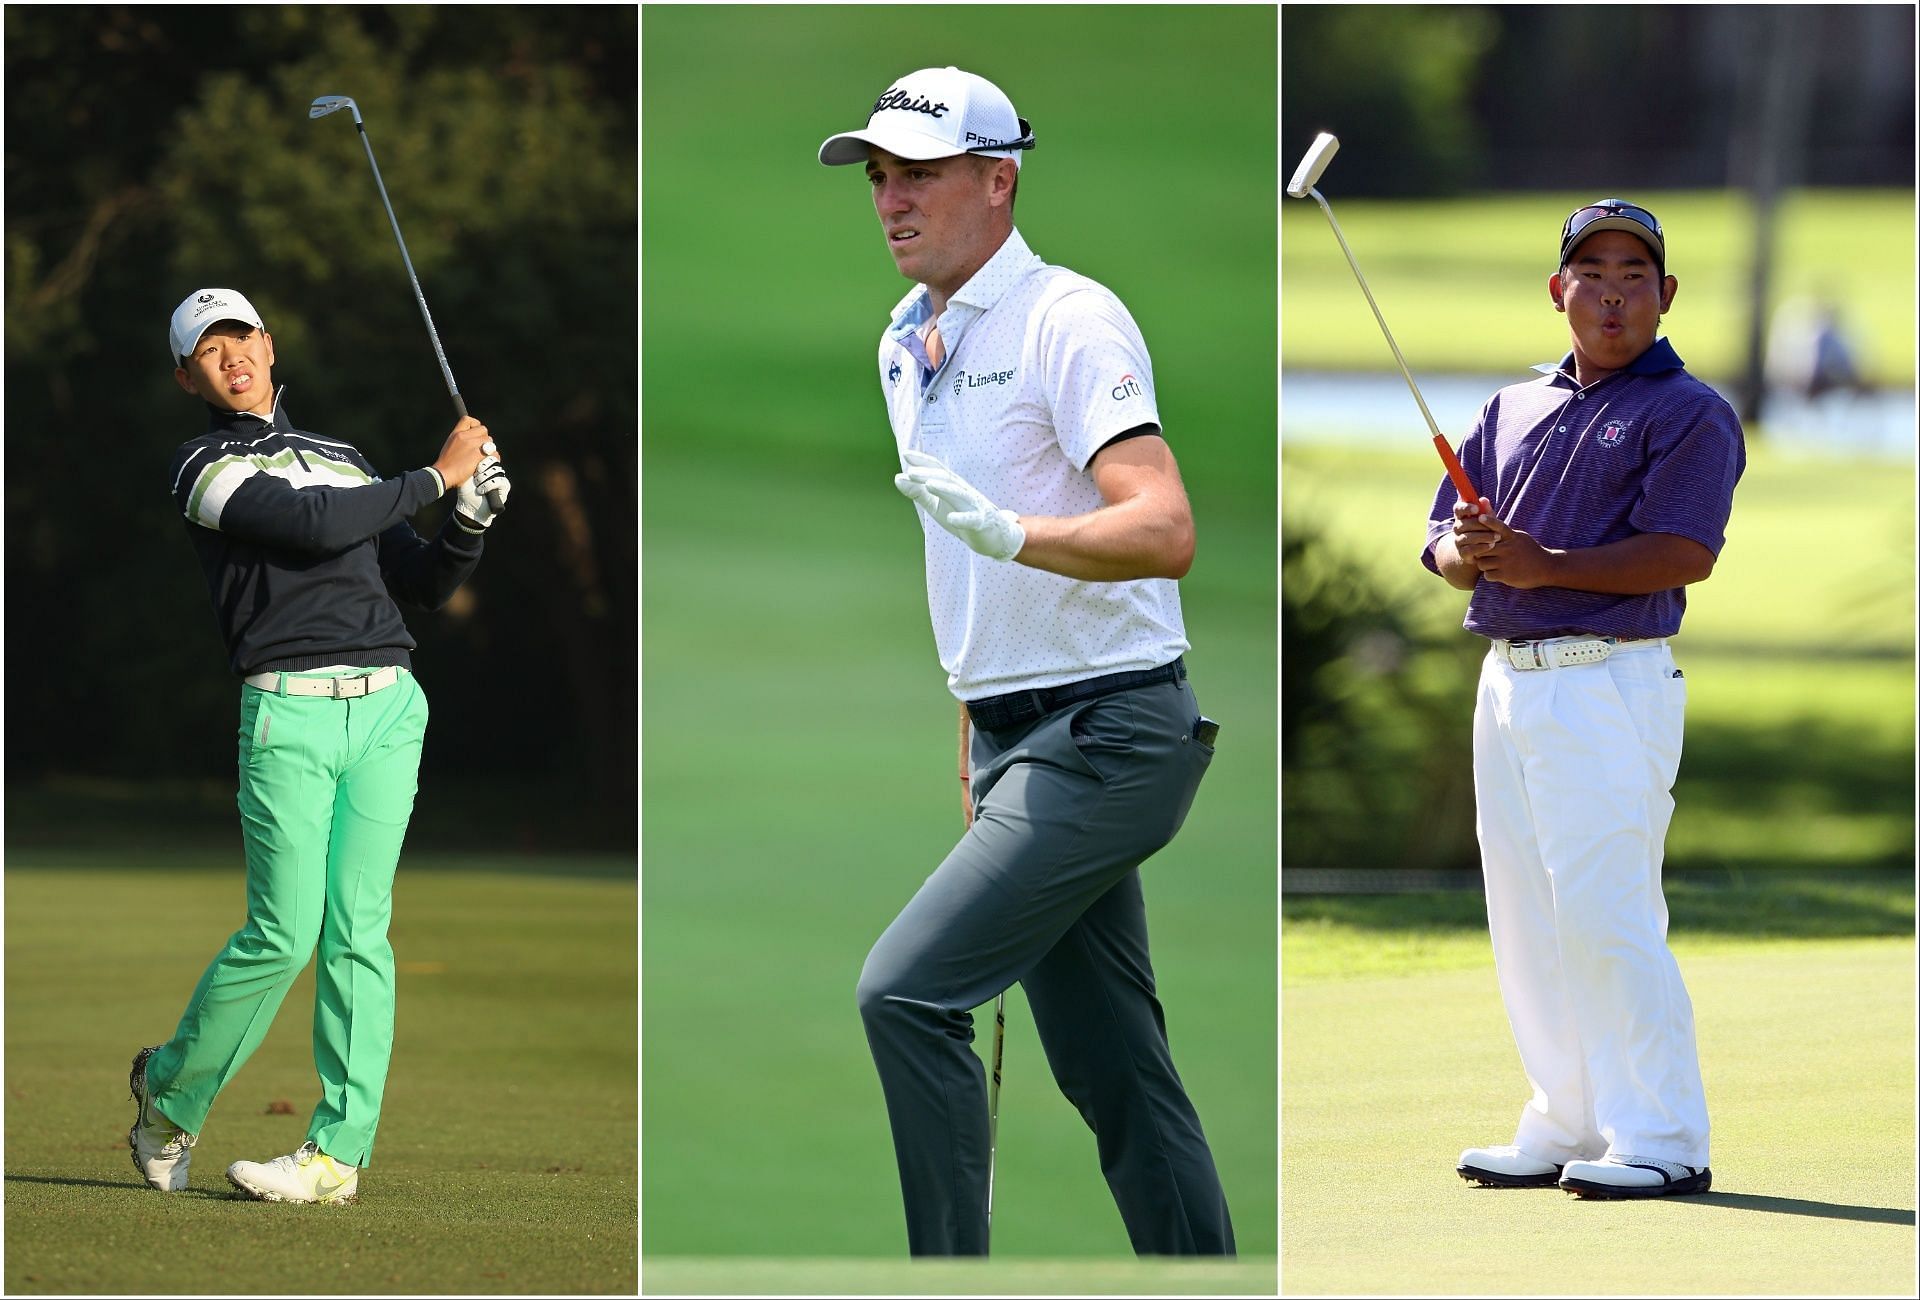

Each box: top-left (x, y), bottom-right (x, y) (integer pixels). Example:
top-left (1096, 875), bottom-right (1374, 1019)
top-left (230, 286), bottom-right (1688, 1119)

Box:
top-left (1423, 200), bottom-right (1745, 1199)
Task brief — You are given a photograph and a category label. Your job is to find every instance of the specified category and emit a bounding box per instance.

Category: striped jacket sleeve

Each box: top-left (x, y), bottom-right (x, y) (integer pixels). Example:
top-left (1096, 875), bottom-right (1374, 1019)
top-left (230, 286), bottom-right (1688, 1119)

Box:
top-left (169, 436), bottom-right (443, 555)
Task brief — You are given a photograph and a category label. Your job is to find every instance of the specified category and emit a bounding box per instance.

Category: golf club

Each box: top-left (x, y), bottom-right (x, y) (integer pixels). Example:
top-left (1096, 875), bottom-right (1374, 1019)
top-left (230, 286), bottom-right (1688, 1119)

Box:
top-left (310, 94), bottom-right (504, 509)
top-left (1286, 132), bottom-right (1480, 504)
top-left (986, 989), bottom-right (1006, 1244)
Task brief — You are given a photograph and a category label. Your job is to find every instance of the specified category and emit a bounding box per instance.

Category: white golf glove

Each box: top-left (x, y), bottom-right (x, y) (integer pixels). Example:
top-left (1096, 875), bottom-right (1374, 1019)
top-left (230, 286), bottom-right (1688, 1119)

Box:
top-left (894, 449), bottom-right (1026, 562)
top-left (454, 455), bottom-right (512, 533)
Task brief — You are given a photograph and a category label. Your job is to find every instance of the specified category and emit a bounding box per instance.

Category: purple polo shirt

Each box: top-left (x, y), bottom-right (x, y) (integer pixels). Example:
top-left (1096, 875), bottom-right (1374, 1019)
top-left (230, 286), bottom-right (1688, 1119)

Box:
top-left (1420, 337), bottom-right (1745, 640)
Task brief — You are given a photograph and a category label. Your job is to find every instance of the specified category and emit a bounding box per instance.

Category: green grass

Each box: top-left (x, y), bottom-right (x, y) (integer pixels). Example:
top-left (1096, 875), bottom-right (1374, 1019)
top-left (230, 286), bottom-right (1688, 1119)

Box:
top-left (640, 1256), bottom-right (1278, 1295)
top-left (640, 450), bottom-right (1276, 1259)
top-left (1282, 441), bottom-right (1915, 875)
top-left (1281, 923), bottom-right (1917, 1294)
top-left (640, 4), bottom-right (1278, 1261)
top-left (3, 852), bottom-right (636, 1295)
top-left (1282, 189), bottom-right (1918, 386)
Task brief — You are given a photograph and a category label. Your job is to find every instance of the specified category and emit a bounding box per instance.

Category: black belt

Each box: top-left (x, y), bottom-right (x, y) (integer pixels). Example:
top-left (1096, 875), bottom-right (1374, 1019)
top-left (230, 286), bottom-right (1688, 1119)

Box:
top-left (965, 658), bottom-right (1185, 732)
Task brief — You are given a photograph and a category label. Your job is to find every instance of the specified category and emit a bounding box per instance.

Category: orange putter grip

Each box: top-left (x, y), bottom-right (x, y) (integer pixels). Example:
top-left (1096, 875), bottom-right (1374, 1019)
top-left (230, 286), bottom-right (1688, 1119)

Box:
top-left (1433, 434), bottom-right (1478, 503)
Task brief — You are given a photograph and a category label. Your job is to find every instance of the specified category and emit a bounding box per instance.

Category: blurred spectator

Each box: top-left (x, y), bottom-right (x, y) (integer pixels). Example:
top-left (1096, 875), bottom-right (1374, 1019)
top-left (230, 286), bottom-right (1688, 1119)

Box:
top-left (1766, 297), bottom-right (1872, 400)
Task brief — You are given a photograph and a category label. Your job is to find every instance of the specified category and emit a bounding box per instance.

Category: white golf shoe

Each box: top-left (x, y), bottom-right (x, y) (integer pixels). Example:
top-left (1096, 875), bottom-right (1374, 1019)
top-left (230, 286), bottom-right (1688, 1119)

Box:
top-left (1560, 1154), bottom-right (1711, 1199)
top-left (128, 1045), bottom-right (196, 1192)
top-left (1456, 1144), bottom-right (1564, 1188)
top-left (227, 1140), bottom-right (360, 1204)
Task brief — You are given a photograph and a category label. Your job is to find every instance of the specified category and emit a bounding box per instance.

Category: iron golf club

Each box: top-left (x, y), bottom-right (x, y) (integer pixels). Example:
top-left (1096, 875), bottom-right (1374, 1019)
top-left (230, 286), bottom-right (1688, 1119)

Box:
top-left (1286, 132), bottom-right (1479, 503)
top-left (986, 989), bottom-right (1006, 1245)
top-left (310, 94), bottom-right (503, 509)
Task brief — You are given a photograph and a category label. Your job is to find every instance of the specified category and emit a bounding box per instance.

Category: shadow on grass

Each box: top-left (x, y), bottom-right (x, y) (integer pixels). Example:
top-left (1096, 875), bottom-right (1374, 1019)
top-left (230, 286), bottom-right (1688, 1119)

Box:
top-left (1, 847), bottom-right (635, 882)
top-left (1284, 871), bottom-right (1915, 939)
top-left (3, 1173), bottom-right (236, 1199)
top-left (1683, 1191), bottom-right (1916, 1226)
top-left (1682, 716), bottom-right (1914, 825)
top-left (5, 776), bottom-right (633, 859)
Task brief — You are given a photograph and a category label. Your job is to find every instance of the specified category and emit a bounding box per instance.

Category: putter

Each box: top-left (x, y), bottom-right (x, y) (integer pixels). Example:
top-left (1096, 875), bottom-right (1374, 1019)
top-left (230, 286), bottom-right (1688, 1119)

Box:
top-left (310, 94), bottom-right (503, 509)
top-left (986, 990), bottom-right (1006, 1245)
top-left (1286, 132), bottom-right (1479, 503)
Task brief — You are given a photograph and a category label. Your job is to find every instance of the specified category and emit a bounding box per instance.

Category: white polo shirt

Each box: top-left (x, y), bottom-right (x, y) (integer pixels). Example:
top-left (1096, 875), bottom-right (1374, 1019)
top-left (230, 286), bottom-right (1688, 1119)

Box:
top-left (878, 228), bottom-right (1189, 701)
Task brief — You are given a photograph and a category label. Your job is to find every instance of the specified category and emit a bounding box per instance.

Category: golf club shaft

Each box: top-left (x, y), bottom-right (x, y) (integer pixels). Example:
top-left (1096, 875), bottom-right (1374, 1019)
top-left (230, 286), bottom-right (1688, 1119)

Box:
top-left (986, 990), bottom-right (1006, 1242)
top-left (348, 118), bottom-right (505, 511)
top-left (1307, 189), bottom-right (1479, 503)
top-left (352, 123), bottom-right (463, 418)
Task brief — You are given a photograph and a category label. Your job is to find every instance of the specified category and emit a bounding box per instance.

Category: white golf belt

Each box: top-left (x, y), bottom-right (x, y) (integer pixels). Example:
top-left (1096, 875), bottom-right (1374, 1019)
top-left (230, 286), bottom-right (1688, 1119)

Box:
top-left (243, 665), bottom-right (402, 698)
top-left (1492, 636), bottom-right (1664, 671)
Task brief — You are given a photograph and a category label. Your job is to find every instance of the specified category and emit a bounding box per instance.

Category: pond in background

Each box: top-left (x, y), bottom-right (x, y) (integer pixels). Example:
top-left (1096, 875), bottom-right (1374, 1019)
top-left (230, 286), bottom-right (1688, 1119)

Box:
top-left (1282, 370), bottom-right (1915, 459)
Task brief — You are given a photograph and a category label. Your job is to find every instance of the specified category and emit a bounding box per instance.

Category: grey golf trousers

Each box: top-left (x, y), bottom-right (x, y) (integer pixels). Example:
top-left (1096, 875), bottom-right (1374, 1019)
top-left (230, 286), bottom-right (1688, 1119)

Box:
top-left (856, 674), bottom-right (1235, 1256)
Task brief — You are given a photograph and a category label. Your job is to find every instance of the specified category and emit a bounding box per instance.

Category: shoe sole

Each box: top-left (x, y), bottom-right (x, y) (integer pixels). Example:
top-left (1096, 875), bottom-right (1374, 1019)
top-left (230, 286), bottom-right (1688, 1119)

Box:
top-left (225, 1169), bottom-right (357, 1205)
top-left (1457, 1164), bottom-right (1563, 1189)
top-left (1561, 1168), bottom-right (1712, 1199)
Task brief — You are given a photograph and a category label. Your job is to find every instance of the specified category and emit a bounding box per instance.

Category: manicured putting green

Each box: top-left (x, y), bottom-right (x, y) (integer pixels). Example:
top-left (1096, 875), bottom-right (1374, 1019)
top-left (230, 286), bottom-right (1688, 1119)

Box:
top-left (1283, 931), bottom-right (1916, 1295)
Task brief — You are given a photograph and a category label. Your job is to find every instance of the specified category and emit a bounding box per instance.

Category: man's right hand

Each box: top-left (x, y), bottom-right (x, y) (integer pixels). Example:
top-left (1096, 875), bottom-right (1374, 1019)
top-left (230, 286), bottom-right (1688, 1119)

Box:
top-left (432, 416), bottom-right (493, 491)
top-left (1451, 497), bottom-right (1499, 561)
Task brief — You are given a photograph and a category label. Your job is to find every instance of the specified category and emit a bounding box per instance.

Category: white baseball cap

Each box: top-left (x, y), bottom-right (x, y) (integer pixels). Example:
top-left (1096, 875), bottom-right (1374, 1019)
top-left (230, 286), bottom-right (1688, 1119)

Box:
top-left (819, 66), bottom-right (1034, 168)
top-left (169, 287), bottom-right (266, 363)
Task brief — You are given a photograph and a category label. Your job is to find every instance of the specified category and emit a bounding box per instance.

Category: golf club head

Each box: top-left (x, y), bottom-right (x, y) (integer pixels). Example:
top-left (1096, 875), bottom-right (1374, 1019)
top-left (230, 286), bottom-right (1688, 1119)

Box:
top-left (308, 95), bottom-right (360, 123)
top-left (1286, 132), bottom-right (1340, 198)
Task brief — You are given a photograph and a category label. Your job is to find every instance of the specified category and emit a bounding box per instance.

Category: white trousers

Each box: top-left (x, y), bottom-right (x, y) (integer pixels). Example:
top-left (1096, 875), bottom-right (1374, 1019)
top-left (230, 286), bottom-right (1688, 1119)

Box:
top-left (1473, 640), bottom-right (1710, 1168)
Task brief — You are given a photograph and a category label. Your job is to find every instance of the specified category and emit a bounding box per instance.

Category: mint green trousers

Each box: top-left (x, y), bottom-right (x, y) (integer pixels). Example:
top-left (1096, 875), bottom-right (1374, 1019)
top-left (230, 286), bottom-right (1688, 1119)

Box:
top-left (147, 670), bottom-right (428, 1167)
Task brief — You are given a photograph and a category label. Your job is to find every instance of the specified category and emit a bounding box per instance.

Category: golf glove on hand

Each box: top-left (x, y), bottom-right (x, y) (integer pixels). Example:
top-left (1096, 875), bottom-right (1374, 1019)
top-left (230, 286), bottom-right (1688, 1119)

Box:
top-left (455, 456), bottom-right (512, 533)
top-left (894, 449), bottom-right (1026, 562)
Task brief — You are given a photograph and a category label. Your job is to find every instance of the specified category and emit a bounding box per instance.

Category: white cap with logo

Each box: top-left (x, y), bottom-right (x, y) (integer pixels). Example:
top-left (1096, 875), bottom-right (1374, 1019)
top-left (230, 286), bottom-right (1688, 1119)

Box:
top-left (170, 288), bottom-right (266, 363)
top-left (819, 66), bottom-right (1034, 168)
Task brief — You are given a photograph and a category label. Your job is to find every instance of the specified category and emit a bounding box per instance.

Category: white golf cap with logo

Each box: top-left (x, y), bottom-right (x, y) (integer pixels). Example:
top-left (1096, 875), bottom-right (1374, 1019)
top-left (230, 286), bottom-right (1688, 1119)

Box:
top-left (819, 66), bottom-right (1033, 167)
top-left (170, 288), bottom-right (266, 362)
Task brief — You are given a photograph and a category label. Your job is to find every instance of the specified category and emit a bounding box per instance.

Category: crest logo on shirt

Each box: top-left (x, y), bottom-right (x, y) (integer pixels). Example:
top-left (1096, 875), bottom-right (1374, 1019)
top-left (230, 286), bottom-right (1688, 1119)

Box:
top-left (1111, 373), bottom-right (1143, 402)
top-left (889, 362), bottom-right (902, 385)
top-left (1597, 420), bottom-right (1632, 446)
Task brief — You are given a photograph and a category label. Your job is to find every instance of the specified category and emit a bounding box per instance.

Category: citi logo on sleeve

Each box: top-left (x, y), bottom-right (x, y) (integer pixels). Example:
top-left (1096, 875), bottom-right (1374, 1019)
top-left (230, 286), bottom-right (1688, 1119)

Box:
top-left (1111, 373), bottom-right (1144, 401)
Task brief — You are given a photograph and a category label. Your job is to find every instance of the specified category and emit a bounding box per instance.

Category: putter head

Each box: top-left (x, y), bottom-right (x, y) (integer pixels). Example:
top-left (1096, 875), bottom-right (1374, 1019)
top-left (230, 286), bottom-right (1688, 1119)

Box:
top-left (1286, 132), bottom-right (1340, 199)
top-left (308, 95), bottom-right (361, 123)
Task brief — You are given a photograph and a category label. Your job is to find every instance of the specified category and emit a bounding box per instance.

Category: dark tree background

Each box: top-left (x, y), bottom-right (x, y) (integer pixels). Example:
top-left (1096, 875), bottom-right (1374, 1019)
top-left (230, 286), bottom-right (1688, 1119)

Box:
top-left (5, 7), bottom-right (637, 851)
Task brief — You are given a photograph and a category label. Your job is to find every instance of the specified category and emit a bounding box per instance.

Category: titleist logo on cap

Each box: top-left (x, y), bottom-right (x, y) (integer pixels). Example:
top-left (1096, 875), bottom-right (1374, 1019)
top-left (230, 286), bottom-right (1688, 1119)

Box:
top-left (872, 88), bottom-right (948, 120)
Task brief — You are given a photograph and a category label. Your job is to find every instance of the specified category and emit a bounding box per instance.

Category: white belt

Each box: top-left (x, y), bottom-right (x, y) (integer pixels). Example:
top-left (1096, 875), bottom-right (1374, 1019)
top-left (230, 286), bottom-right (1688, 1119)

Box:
top-left (1492, 636), bottom-right (1663, 671)
top-left (243, 665), bottom-right (402, 698)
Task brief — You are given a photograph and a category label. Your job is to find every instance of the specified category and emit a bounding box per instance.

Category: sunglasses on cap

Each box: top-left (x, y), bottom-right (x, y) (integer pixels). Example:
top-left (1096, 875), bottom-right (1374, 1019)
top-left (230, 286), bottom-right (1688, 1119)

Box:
top-left (966, 119), bottom-right (1036, 154)
top-left (1559, 199), bottom-right (1665, 272)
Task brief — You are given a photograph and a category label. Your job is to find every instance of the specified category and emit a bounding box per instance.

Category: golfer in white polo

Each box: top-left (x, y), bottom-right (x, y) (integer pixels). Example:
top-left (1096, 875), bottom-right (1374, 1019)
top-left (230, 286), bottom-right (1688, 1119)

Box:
top-left (821, 66), bottom-right (1235, 1257)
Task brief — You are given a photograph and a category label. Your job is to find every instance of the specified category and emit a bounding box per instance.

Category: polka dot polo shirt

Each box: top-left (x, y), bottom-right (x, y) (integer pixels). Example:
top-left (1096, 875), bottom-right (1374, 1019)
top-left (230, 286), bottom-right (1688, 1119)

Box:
top-left (878, 229), bottom-right (1189, 700)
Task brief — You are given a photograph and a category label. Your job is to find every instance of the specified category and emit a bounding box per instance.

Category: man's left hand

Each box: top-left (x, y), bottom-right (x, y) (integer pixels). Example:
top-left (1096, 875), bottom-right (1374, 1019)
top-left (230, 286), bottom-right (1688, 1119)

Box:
top-left (455, 456), bottom-right (512, 533)
top-left (1469, 508), bottom-right (1559, 588)
top-left (894, 450), bottom-right (1026, 562)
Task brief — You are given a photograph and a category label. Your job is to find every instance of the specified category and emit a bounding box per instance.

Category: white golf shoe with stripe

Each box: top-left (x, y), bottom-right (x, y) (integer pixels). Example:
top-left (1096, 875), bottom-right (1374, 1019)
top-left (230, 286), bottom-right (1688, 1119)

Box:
top-left (1560, 1154), bottom-right (1712, 1198)
top-left (227, 1140), bottom-right (359, 1204)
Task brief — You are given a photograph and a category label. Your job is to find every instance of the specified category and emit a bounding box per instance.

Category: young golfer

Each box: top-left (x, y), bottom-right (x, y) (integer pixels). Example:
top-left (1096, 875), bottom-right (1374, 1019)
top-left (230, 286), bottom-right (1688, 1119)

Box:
top-left (1428, 201), bottom-right (1745, 1199)
top-left (820, 67), bottom-right (1235, 1255)
top-left (128, 288), bottom-right (510, 1202)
